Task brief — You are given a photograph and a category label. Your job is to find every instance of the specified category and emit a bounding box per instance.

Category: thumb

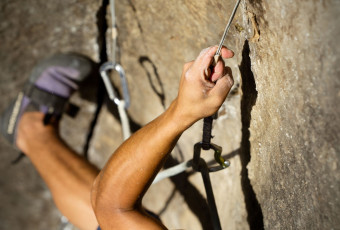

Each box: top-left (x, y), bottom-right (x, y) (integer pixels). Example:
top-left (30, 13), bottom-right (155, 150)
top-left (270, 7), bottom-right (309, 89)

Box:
top-left (209, 68), bottom-right (234, 99)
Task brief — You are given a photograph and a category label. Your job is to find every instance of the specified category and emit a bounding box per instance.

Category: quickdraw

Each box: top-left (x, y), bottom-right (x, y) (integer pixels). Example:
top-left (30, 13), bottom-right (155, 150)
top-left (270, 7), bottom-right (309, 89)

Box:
top-left (191, 1), bottom-right (240, 229)
top-left (99, 0), bottom-right (131, 140)
top-left (192, 116), bottom-right (230, 230)
top-left (100, 62), bottom-right (130, 109)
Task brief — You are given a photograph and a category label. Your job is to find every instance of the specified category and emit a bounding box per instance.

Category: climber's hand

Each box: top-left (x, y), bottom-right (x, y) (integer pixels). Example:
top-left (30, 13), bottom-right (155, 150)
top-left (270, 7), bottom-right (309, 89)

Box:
top-left (174, 46), bottom-right (234, 127)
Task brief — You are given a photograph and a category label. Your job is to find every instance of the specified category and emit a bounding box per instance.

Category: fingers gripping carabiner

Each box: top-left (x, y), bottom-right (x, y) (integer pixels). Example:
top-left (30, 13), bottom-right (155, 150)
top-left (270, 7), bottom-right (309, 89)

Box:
top-left (100, 62), bottom-right (130, 109)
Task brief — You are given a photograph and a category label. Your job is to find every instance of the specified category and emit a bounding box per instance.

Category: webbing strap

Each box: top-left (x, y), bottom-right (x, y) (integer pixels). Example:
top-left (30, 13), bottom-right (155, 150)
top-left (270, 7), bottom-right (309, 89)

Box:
top-left (153, 160), bottom-right (192, 184)
top-left (199, 159), bottom-right (222, 230)
top-left (202, 116), bottom-right (213, 150)
top-left (117, 100), bottom-right (131, 140)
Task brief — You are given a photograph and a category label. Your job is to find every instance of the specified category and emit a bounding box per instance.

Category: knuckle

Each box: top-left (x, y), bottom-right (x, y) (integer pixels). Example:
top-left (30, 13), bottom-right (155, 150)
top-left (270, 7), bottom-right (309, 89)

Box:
top-left (183, 62), bottom-right (193, 71)
top-left (199, 47), bottom-right (209, 56)
top-left (223, 67), bottom-right (234, 86)
top-left (227, 74), bottom-right (234, 86)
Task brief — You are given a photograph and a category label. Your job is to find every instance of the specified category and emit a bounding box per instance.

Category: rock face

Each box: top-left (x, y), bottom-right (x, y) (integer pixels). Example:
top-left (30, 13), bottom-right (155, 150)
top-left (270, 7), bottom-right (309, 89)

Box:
top-left (246, 1), bottom-right (340, 229)
top-left (0, 0), bottom-right (339, 230)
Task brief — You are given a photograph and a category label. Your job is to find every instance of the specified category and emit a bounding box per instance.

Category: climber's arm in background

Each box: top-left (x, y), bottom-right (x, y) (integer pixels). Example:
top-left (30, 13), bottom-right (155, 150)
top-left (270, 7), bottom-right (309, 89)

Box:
top-left (91, 46), bottom-right (234, 230)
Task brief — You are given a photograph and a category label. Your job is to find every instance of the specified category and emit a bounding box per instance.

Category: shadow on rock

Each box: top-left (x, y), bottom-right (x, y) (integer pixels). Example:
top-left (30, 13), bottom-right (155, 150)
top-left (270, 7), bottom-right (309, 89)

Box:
top-left (239, 40), bottom-right (264, 230)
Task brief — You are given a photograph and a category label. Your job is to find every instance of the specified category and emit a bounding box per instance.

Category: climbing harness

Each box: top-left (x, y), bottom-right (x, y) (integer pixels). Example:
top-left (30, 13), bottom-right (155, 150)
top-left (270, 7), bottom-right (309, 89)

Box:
top-left (100, 0), bottom-right (131, 140)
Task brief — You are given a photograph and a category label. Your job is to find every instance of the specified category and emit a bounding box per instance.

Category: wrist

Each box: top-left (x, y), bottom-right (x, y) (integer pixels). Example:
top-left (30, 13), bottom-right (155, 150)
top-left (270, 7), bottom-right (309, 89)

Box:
top-left (166, 98), bottom-right (197, 132)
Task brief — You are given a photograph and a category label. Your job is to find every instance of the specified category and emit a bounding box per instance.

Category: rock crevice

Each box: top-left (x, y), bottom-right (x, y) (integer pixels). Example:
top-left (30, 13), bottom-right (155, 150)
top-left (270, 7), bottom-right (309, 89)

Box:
top-left (239, 39), bottom-right (263, 230)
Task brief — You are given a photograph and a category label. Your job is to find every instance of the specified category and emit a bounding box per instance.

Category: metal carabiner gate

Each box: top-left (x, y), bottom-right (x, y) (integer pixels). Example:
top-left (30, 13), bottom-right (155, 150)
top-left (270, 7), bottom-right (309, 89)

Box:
top-left (99, 61), bottom-right (130, 109)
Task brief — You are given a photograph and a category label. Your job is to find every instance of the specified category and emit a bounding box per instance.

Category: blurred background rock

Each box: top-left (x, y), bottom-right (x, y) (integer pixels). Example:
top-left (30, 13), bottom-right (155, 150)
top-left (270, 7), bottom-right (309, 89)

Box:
top-left (0, 0), bottom-right (339, 229)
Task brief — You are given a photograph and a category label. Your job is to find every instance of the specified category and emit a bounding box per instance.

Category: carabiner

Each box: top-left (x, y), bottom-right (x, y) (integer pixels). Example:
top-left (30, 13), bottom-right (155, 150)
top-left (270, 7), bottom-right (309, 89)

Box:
top-left (99, 61), bottom-right (130, 109)
top-left (193, 142), bottom-right (230, 173)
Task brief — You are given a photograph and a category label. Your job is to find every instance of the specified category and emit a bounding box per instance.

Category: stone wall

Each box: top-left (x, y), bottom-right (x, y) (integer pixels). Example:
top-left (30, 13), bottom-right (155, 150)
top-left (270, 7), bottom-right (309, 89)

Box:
top-left (246, 1), bottom-right (340, 229)
top-left (0, 0), bottom-right (339, 229)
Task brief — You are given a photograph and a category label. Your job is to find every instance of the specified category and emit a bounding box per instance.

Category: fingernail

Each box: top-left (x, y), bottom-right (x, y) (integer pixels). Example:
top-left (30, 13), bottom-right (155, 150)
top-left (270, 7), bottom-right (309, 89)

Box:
top-left (204, 68), bottom-right (210, 78)
top-left (227, 75), bottom-right (234, 86)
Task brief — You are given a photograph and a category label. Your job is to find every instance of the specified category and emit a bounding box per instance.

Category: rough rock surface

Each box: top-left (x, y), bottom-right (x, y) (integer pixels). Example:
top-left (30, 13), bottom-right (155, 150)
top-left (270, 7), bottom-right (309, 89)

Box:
top-left (0, 0), bottom-right (339, 230)
top-left (246, 1), bottom-right (340, 229)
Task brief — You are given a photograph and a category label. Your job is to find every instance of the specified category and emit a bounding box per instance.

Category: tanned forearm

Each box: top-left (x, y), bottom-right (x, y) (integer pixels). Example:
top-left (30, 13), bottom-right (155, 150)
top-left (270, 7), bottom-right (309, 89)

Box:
top-left (91, 100), bottom-right (192, 229)
top-left (93, 100), bottom-right (189, 209)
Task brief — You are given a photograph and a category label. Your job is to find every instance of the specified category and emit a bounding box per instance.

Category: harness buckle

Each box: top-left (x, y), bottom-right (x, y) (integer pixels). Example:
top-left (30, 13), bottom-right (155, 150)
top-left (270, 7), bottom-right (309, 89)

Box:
top-left (193, 142), bottom-right (230, 173)
top-left (100, 61), bottom-right (130, 109)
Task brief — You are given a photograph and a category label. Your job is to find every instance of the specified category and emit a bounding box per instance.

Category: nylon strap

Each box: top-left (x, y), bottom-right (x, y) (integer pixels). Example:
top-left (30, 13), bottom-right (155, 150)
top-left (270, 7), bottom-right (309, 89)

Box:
top-left (202, 116), bottom-right (213, 150)
top-left (117, 100), bottom-right (131, 140)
